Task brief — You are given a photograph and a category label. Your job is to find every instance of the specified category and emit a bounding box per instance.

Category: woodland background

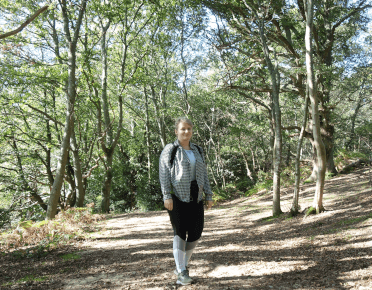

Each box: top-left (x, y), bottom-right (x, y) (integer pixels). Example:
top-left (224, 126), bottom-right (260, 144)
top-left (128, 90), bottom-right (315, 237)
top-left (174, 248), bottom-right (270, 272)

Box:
top-left (0, 0), bottom-right (372, 226)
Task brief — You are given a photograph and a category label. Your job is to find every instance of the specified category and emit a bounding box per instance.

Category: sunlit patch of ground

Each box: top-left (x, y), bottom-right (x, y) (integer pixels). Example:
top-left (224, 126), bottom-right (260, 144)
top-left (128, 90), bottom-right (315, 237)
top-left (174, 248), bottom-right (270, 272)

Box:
top-left (1, 168), bottom-right (371, 289)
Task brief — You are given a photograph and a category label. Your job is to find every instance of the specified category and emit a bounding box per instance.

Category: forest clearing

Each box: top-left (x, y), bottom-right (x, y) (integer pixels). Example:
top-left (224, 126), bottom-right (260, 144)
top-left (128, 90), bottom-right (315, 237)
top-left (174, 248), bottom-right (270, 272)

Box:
top-left (1, 1), bottom-right (372, 289)
top-left (1, 167), bottom-right (371, 290)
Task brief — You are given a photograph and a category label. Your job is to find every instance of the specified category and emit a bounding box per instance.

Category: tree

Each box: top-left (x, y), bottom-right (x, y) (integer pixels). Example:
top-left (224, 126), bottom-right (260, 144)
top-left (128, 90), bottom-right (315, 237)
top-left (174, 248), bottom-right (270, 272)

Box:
top-left (0, 5), bottom-right (48, 39)
top-left (46, 0), bottom-right (87, 220)
top-left (304, 0), bottom-right (326, 214)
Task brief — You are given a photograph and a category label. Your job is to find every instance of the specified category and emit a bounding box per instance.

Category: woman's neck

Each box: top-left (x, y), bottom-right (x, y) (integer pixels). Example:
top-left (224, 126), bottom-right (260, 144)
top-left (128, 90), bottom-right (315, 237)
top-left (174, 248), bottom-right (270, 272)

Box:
top-left (179, 140), bottom-right (191, 150)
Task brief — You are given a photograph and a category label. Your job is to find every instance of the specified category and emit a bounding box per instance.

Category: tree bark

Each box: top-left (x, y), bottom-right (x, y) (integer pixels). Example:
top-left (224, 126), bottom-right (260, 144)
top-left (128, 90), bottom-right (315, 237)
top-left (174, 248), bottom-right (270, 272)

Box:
top-left (144, 88), bottom-right (152, 180)
top-left (257, 18), bottom-right (282, 216)
top-left (238, 136), bottom-right (254, 181)
top-left (99, 20), bottom-right (113, 213)
top-left (346, 79), bottom-right (366, 150)
top-left (291, 95), bottom-right (309, 215)
top-left (65, 157), bottom-right (76, 207)
top-left (99, 18), bottom-right (123, 213)
top-left (13, 137), bottom-right (48, 211)
top-left (70, 126), bottom-right (85, 207)
top-left (304, 0), bottom-right (326, 214)
top-left (46, 0), bottom-right (87, 220)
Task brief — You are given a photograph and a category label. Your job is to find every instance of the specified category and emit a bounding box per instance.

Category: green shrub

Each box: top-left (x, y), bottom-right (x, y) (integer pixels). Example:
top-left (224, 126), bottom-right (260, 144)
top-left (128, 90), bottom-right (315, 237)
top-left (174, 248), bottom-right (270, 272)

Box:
top-left (135, 174), bottom-right (163, 211)
top-left (245, 179), bottom-right (273, 196)
top-left (235, 179), bottom-right (255, 192)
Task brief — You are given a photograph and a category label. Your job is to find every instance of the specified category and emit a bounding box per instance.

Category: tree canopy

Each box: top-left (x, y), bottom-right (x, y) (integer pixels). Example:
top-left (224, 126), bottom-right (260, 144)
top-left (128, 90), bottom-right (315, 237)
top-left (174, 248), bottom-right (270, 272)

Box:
top-left (0, 0), bottom-right (371, 224)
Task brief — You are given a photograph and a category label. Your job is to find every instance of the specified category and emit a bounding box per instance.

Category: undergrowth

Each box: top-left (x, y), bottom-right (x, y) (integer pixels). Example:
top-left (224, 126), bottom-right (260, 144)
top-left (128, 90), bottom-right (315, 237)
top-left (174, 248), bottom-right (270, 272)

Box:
top-left (0, 203), bottom-right (105, 257)
top-left (334, 149), bottom-right (368, 171)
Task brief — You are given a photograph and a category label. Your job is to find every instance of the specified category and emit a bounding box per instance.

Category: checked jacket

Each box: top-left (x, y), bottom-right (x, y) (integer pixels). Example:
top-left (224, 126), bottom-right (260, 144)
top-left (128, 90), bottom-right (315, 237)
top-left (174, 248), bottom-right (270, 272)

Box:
top-left (159, 139), bottom-right (213, 203)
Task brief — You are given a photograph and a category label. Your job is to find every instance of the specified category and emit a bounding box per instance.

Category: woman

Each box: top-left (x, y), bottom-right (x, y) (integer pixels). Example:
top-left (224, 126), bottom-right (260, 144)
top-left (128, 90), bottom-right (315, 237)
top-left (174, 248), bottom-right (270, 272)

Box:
top-left (159, 117), bottom-right (213, 285)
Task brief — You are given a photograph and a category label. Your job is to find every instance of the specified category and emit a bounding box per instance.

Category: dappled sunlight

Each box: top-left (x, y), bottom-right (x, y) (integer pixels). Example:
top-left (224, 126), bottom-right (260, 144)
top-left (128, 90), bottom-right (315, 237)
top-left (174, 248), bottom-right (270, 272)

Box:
top-left (1, 169), bottom-right (371, 289)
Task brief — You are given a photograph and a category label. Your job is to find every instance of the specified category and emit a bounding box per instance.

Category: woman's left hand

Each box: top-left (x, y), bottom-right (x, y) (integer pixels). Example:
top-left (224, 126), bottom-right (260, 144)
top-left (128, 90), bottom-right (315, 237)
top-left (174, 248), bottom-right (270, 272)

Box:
top-left (206, 200), bottom-right (213, 210)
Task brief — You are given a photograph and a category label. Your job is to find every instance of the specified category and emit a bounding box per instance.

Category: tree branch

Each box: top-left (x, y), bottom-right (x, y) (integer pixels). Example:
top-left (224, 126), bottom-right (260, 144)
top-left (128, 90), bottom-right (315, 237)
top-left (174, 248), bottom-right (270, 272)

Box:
top-left (0, 6), bottom-right (49, 40)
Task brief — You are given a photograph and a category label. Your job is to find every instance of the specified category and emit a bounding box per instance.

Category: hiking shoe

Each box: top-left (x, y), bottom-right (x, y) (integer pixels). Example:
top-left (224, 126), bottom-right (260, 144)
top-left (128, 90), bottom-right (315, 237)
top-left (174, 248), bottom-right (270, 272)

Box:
top-left (174, 266), bottom-right (188, 275)
top-left (176, 269), bottom-right (193, 285)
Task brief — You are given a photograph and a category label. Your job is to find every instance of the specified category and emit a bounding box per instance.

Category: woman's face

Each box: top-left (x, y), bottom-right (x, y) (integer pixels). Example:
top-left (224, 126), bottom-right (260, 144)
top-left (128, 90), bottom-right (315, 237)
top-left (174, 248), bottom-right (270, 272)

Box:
top-left (175, 121), bottom-right (193, 143)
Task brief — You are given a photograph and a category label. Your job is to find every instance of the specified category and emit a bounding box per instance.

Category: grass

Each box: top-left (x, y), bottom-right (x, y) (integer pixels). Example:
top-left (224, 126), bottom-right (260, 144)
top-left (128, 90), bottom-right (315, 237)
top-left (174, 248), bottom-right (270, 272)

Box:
top-left (336, 213), bottom-right (372, 226)
top-left (2, 275), bottom-right (48, 287)
top-left (261, 214), bottom-right (282, 222)
top-left (60, 253), bottom-right (81, 261)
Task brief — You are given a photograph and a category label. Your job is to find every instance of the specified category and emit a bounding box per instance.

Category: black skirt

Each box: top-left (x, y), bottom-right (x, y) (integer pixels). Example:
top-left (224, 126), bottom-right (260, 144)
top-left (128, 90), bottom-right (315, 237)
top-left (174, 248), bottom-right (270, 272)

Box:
top-left (167, 180), bottom-right (204, 242)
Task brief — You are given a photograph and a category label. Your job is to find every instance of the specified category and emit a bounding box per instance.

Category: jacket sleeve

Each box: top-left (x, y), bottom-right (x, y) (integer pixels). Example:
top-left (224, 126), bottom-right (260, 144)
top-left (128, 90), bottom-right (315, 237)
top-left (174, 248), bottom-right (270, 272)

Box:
top-left (159, 144), bottom-right (173, 201)
top-left (200, 147), bottom-right (213, 201)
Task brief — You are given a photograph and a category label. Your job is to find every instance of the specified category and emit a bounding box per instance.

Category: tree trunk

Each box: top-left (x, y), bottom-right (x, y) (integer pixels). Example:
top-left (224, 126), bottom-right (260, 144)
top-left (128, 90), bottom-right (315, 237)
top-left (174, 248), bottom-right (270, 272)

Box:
top-left (101, 152), bottom-right (113, 213)
top-left (70, 127), bottom-right (85, 207)
top-left (291, 95), bottom-right (309, 215)
top-left (13, 137), bottom-right (48, 211)
top-left (238, 136), bottom-right (254, 181)
top-left (304, 0), bottom-right (326, 214)
top-left (46, 0), bottom-right (87, 220)
top-left (150, 86), bottom-right (167, 148)
top-left (257, 19), bottom-right (282, 216)
top-left (100, 21), bottom-right (112, 213)
top-left (65, 157), bottom-right (76, 207)
top-left (144, 88), bottom-right (152, 180)
top-left (346, 79), bottom-right (366, 150)
top-left (99, 19), bottom-right (123, 213)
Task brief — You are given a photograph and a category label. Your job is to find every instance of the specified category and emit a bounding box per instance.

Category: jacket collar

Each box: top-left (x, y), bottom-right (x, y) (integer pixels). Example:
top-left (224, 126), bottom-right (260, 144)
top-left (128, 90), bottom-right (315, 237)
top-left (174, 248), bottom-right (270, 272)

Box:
top-left (173, 139), bottom-right (195, 150)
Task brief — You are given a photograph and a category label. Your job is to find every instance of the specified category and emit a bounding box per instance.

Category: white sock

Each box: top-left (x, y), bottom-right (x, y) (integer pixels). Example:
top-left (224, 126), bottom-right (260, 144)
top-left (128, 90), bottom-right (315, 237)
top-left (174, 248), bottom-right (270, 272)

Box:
top-left (185, 239), bottom-right (199, 267)
top-left (173, 235), bottom-right (186, 273)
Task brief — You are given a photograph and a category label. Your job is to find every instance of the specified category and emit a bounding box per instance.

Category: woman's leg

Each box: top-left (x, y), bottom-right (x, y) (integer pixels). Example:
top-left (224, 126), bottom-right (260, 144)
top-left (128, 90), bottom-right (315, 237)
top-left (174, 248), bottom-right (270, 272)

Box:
top-left (168, 195), bottom-right (187, 273)
top-left (185, 185), bottom-right (204, 267)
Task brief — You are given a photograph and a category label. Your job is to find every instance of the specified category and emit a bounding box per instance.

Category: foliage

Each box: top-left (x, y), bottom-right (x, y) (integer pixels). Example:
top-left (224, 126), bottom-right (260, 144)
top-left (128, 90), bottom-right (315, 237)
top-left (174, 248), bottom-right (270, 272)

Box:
top-left (0, 0), bottom-right (371, 221)
top-left (0, 204), bottom-right (105, 254)
top-left (334, 149), bottom-right (369, 171)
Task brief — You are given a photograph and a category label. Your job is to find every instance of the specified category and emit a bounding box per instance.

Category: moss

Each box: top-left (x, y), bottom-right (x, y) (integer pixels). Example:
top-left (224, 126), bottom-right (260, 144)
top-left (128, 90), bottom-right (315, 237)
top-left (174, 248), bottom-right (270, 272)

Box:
top-left (305, 206), bottom-right (316, 216)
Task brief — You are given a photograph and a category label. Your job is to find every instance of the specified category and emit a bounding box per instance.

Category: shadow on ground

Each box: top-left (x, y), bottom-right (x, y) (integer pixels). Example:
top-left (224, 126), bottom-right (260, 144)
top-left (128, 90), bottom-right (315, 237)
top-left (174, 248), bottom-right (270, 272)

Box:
top-left (1, 168), bottom-right (371, 290)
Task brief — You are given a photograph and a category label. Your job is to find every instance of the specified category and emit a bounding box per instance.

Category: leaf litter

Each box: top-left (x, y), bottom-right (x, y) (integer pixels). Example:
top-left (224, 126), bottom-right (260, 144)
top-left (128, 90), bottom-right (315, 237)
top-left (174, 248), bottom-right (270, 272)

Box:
top-left (0, 168), bottom-right (371, 289)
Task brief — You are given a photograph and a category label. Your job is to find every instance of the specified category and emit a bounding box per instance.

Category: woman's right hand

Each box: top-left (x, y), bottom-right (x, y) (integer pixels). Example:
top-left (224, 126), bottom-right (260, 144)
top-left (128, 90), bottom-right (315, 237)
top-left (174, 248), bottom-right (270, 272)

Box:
top-left (164, 199), bottom-right (173, 211)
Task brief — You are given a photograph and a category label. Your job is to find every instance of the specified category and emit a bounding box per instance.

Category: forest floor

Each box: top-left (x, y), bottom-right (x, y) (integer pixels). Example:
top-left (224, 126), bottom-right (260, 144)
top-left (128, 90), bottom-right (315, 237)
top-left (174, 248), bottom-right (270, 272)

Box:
top-left (1, 167), bottom-right (372, 290)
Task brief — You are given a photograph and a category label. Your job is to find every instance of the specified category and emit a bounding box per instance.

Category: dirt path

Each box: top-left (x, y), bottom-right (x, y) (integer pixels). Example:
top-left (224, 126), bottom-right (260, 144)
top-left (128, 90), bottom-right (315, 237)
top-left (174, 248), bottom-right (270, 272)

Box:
top-left (1, 168), bottom-right (372, 289)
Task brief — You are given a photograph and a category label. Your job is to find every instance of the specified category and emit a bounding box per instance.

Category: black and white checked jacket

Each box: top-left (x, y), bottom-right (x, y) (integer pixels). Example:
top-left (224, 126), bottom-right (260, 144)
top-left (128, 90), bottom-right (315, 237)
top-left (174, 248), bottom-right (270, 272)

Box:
top-left (159, 139), bottom-right (213, 203)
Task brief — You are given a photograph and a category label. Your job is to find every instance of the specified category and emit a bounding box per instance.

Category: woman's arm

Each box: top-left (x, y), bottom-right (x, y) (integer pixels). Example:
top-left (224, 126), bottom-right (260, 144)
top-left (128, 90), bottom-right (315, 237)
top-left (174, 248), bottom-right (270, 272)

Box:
top-left (159, 144), bottom-right (173, 202)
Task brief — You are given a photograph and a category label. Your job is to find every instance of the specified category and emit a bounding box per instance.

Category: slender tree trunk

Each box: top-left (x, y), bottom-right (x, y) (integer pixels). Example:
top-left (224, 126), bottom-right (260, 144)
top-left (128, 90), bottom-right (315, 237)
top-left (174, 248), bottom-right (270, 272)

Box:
top-left (291, 95), bottom-right (309, 215)
top-left (144, 88), bottom-right (151, 180)
top-left (304, 0), bottom-right (326, 214)
top-left (70, 126), bottom-right (85, 207)
top-left (346, 80), bottom-right (366, 150)
top-left (99, 19), bottom-right (123, 213)
top-left (13, 137), bottom-right (48, 211)
top-left (257, 18), bottom-right (282, 216)
top-left (45, 116), bottom-right (54, 186)
top-left (65, 157), bottom-right (76, 207)
top-left (150, 86), bottom-right (167, 148)
top-left (101, 152), bottom-right (114, 213)
top-left (46, 0), bottom-right (87, 220)
top-left (100, 21), bottom-right (113, 213)
top-left (238, 136), bottom-right (254, 181)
